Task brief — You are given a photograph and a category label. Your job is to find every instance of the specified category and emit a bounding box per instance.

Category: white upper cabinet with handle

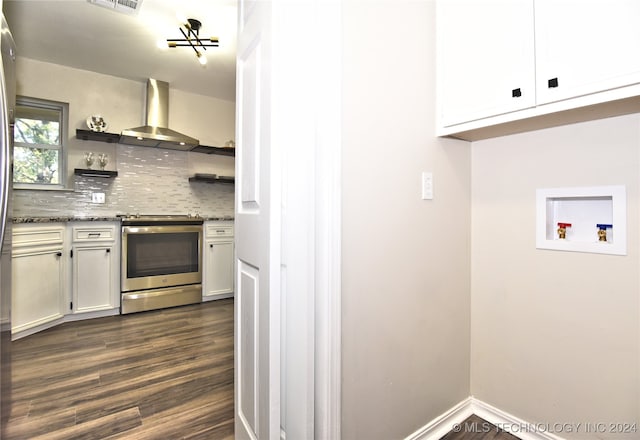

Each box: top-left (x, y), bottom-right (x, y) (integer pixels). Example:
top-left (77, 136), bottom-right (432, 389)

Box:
top-left (437, 0), bottom-right (640, 140)
top-left (534, 0), bottom-right (640, 105)
top-left (437, 0), bottom-right (535, 128)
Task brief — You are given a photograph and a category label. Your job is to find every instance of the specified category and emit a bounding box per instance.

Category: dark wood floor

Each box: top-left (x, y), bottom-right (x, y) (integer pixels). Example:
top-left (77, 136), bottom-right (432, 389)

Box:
top-left (1, 299), bottom-right (234, 440)
top-left (441, 414), bottom-right (520, 440)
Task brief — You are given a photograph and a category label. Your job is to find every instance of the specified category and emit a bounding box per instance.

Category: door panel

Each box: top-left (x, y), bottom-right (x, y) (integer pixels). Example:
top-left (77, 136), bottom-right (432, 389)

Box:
top-left (238, 37), bottom-right (261, 212)
top-left (237, 263), bottom-right (258, 436)
top-left (12, 250), bottom-right (63, 333)
top-left (74, 246), bottom-right (113, 312)
top-left (535, 0), bottom-right (640, 104)
top-left (235, 0), bottom-right (280, 439)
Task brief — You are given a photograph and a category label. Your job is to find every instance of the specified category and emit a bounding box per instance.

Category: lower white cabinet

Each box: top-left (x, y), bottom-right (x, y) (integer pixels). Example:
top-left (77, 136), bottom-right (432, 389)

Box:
top-left (11, 221), bottom-right (120, 340)
top-left (70, 223), bottom-right (119, 314)
top-left (203, 221), bottom-right (234, 300)
top-left (11, 224), bottom-right (66, 338)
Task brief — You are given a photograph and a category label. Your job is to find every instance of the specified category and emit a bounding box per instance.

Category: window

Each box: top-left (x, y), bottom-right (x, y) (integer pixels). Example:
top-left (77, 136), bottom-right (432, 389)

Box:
top-left (13, 96), bottom-right (68, 188)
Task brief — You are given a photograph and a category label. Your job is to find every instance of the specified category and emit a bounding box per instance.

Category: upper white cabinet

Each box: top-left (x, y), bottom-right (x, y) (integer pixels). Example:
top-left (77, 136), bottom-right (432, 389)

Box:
top-left (534, 0), bottom-right (640, 105)
top-left (437, 0), bottom-right (536, 127)
top-left (437, 0), bottom-right (640, 139)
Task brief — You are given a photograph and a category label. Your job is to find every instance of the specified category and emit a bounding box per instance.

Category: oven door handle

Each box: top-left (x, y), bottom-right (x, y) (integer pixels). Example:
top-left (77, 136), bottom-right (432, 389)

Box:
top-left (122, 225), bottom-right (203, 234)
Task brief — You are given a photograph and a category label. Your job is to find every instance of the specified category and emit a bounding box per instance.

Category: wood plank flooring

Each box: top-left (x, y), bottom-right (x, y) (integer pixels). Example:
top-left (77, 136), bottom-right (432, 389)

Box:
top-left (1, 299), bottom-right (234, 439)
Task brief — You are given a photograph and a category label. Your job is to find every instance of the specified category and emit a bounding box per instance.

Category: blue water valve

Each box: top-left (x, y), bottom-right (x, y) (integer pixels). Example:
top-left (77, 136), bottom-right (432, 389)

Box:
top-left (596, 224), bottom-right (612, 242)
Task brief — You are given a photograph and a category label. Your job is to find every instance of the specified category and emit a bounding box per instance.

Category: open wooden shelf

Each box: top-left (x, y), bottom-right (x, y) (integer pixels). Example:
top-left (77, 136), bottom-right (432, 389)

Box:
top-left (76, 129), bottom-right (120, 143)
top-left (190, 145), bottom-right (236, 156)
top-left (76, 129), bottom-right (236, 157)
top-left (74, 168), bottom-right (118, 178)
top-left (189, 174), bottom-right (235, 184)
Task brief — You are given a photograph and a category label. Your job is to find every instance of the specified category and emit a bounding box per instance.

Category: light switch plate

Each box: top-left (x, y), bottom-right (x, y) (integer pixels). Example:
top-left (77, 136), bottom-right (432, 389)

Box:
top-left (421, 172), bottom-right (433, 200)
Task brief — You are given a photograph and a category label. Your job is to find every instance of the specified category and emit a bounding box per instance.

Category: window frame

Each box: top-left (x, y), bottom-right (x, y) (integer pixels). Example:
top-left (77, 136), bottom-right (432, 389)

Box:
top-left (13, 96), bottom-right (69, 190)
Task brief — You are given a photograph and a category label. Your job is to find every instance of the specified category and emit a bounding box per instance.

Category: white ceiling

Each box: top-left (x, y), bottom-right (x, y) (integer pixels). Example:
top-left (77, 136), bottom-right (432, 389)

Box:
top-left (4, 0), bottom-right (238, 102)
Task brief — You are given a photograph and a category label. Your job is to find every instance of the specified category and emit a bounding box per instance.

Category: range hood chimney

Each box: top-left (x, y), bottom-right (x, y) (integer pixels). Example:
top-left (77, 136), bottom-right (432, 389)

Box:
top-left (120, 79), bottom-right (199, 151)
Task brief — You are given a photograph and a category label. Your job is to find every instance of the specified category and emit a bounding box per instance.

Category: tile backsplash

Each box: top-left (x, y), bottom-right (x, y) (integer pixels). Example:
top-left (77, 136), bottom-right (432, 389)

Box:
top-left (13, 144), bottom-right (235, 218)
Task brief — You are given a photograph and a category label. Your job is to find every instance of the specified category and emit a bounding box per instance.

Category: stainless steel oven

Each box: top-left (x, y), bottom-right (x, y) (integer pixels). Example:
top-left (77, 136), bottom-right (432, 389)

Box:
top-left (121, 216), bottom-right (203, 314)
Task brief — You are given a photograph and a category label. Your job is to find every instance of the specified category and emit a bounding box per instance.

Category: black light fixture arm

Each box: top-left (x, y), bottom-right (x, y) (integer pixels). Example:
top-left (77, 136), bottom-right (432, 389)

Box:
top-left (167, 18), bottom-right (220, 52)
top-left (181, 26), bottom-right (204, 55)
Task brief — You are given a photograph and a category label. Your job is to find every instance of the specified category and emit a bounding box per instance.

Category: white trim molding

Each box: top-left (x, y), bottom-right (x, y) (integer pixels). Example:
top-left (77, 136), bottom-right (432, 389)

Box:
top-left (313, 0), bottom-right (342, 439)
top-left (405, 397), bottom-right (567, 440)
top-left (404, 397), bottom-right (474, 440)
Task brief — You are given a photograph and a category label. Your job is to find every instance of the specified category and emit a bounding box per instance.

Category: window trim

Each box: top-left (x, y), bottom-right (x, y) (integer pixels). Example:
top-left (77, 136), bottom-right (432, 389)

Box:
top-left (13, 96), bottom-right (69, 190)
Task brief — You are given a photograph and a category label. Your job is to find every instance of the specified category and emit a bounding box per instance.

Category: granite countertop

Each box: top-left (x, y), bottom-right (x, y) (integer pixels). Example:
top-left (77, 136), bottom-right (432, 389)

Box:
top-left (13, 216), bottom-right (121, 223)
top-left (202, 216), bottom-right (234, 221)
top-left (13, 215), bottom-right (234, 223)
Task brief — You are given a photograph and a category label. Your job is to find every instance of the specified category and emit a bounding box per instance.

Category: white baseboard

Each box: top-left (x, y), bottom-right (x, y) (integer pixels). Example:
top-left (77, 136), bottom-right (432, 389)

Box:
top-left (405, 397), bottom-right (566, 440)
top-left (11, 308), bottom-right (120, 340)
top-left (471, 399), bottom-right (566, 440)
top-left (202, 292), bottom-right (234, 302)
top-left (404, 397), bottom-right (475, 440)
top-left (64, 308), bottom-right (120, 322)
top-left (11, 315), bottom-right (65, 341)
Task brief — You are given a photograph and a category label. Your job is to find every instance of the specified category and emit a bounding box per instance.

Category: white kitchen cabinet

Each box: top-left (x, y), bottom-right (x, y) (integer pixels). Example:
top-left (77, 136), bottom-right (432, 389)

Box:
top-left (11, 224), bottom-right (66, 338)
top-left (534, 0), bottom-right (640, 105)
top-left (203, 221), bottom-right (234, 300)
top-left (437, 0), bottom-right (535, 127)
top-left (70, 223), bottom-right (119, 314)
top-left (437, 0), bottom-right (640, 139)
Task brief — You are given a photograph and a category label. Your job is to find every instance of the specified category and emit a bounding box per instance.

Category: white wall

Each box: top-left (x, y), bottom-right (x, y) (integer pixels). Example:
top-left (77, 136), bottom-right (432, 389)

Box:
top-left (341, 1), bottom-right (471, 438)
top-left (16, 58), bottom-right (235, 148)
top-left (471, 114), bottom-right (640, 439)
top-left (13, 58), bottom-right (235, 217)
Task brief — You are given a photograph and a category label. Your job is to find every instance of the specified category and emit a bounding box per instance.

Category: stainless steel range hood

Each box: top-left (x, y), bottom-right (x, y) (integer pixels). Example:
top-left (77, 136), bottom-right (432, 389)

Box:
top-left (120, 79), bottom-right (199, 151)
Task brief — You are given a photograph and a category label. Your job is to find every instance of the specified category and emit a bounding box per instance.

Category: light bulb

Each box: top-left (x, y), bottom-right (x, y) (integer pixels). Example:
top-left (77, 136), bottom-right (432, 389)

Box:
top-left (197, 52), bottom-right (207, 65)
top-left (176, 12), bottom-right (187, 25)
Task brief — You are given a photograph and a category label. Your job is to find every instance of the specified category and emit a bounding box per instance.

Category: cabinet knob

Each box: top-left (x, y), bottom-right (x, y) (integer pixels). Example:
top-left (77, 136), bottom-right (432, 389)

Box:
top-left (56, 251), bottom-right (62, 257)
top-left (548, 77), bottom-right (559, 88)
top-left (210, 244), bottom-right (214, 248)
top-left (106, 248), bottom-right (111, 253)
top-left (512, 88), bottom-right (522, 98)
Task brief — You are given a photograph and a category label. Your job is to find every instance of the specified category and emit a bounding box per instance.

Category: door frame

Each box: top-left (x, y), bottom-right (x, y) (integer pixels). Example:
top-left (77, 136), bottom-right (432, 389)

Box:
top-left (234, 0), bottom-right (342, 437)
top-left (311, 1), bottom-right (342, 438)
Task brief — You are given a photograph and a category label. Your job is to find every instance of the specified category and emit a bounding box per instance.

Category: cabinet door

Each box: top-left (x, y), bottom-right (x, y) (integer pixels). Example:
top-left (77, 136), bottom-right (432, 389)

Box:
top-left (204, 239), bottom-right (234, 297)
top-left (12, 249), bottom-right (64, 333)
top-left (535, 0), bottom-right (640, 104)
top-left (73, 245), bottom-right (115, 313)
top-left (438, 0), bottom-right (535, 127)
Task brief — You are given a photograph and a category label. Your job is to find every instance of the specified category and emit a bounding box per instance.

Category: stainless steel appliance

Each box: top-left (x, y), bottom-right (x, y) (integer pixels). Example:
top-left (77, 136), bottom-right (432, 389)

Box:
top-left (120, 79), bottom-right (199, 151)
top-left (120, 215), bottom-right (203, 314)
top-left (0, 13), bottom-right (16, 431)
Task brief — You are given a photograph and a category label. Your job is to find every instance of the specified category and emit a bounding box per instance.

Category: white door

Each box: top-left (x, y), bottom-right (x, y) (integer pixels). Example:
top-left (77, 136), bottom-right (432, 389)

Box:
top-left (234, 1), bottom-right (342, 438)
top-left (234, 0), bottom-right (280, 438)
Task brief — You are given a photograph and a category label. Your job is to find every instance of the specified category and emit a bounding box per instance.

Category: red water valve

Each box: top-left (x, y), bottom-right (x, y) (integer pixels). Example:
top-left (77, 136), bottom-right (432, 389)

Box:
top-left (557, 222), bottom-right (572, 239)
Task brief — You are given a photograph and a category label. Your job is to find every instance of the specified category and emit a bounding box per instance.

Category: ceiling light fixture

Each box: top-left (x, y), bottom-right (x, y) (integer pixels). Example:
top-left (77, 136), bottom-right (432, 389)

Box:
top-left (167, 18), bottom-right (218, 66)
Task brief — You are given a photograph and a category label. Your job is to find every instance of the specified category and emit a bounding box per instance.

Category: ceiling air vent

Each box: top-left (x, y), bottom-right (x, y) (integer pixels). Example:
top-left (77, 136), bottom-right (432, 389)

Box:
top-left (88, 0), bottom-right (143, 15)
